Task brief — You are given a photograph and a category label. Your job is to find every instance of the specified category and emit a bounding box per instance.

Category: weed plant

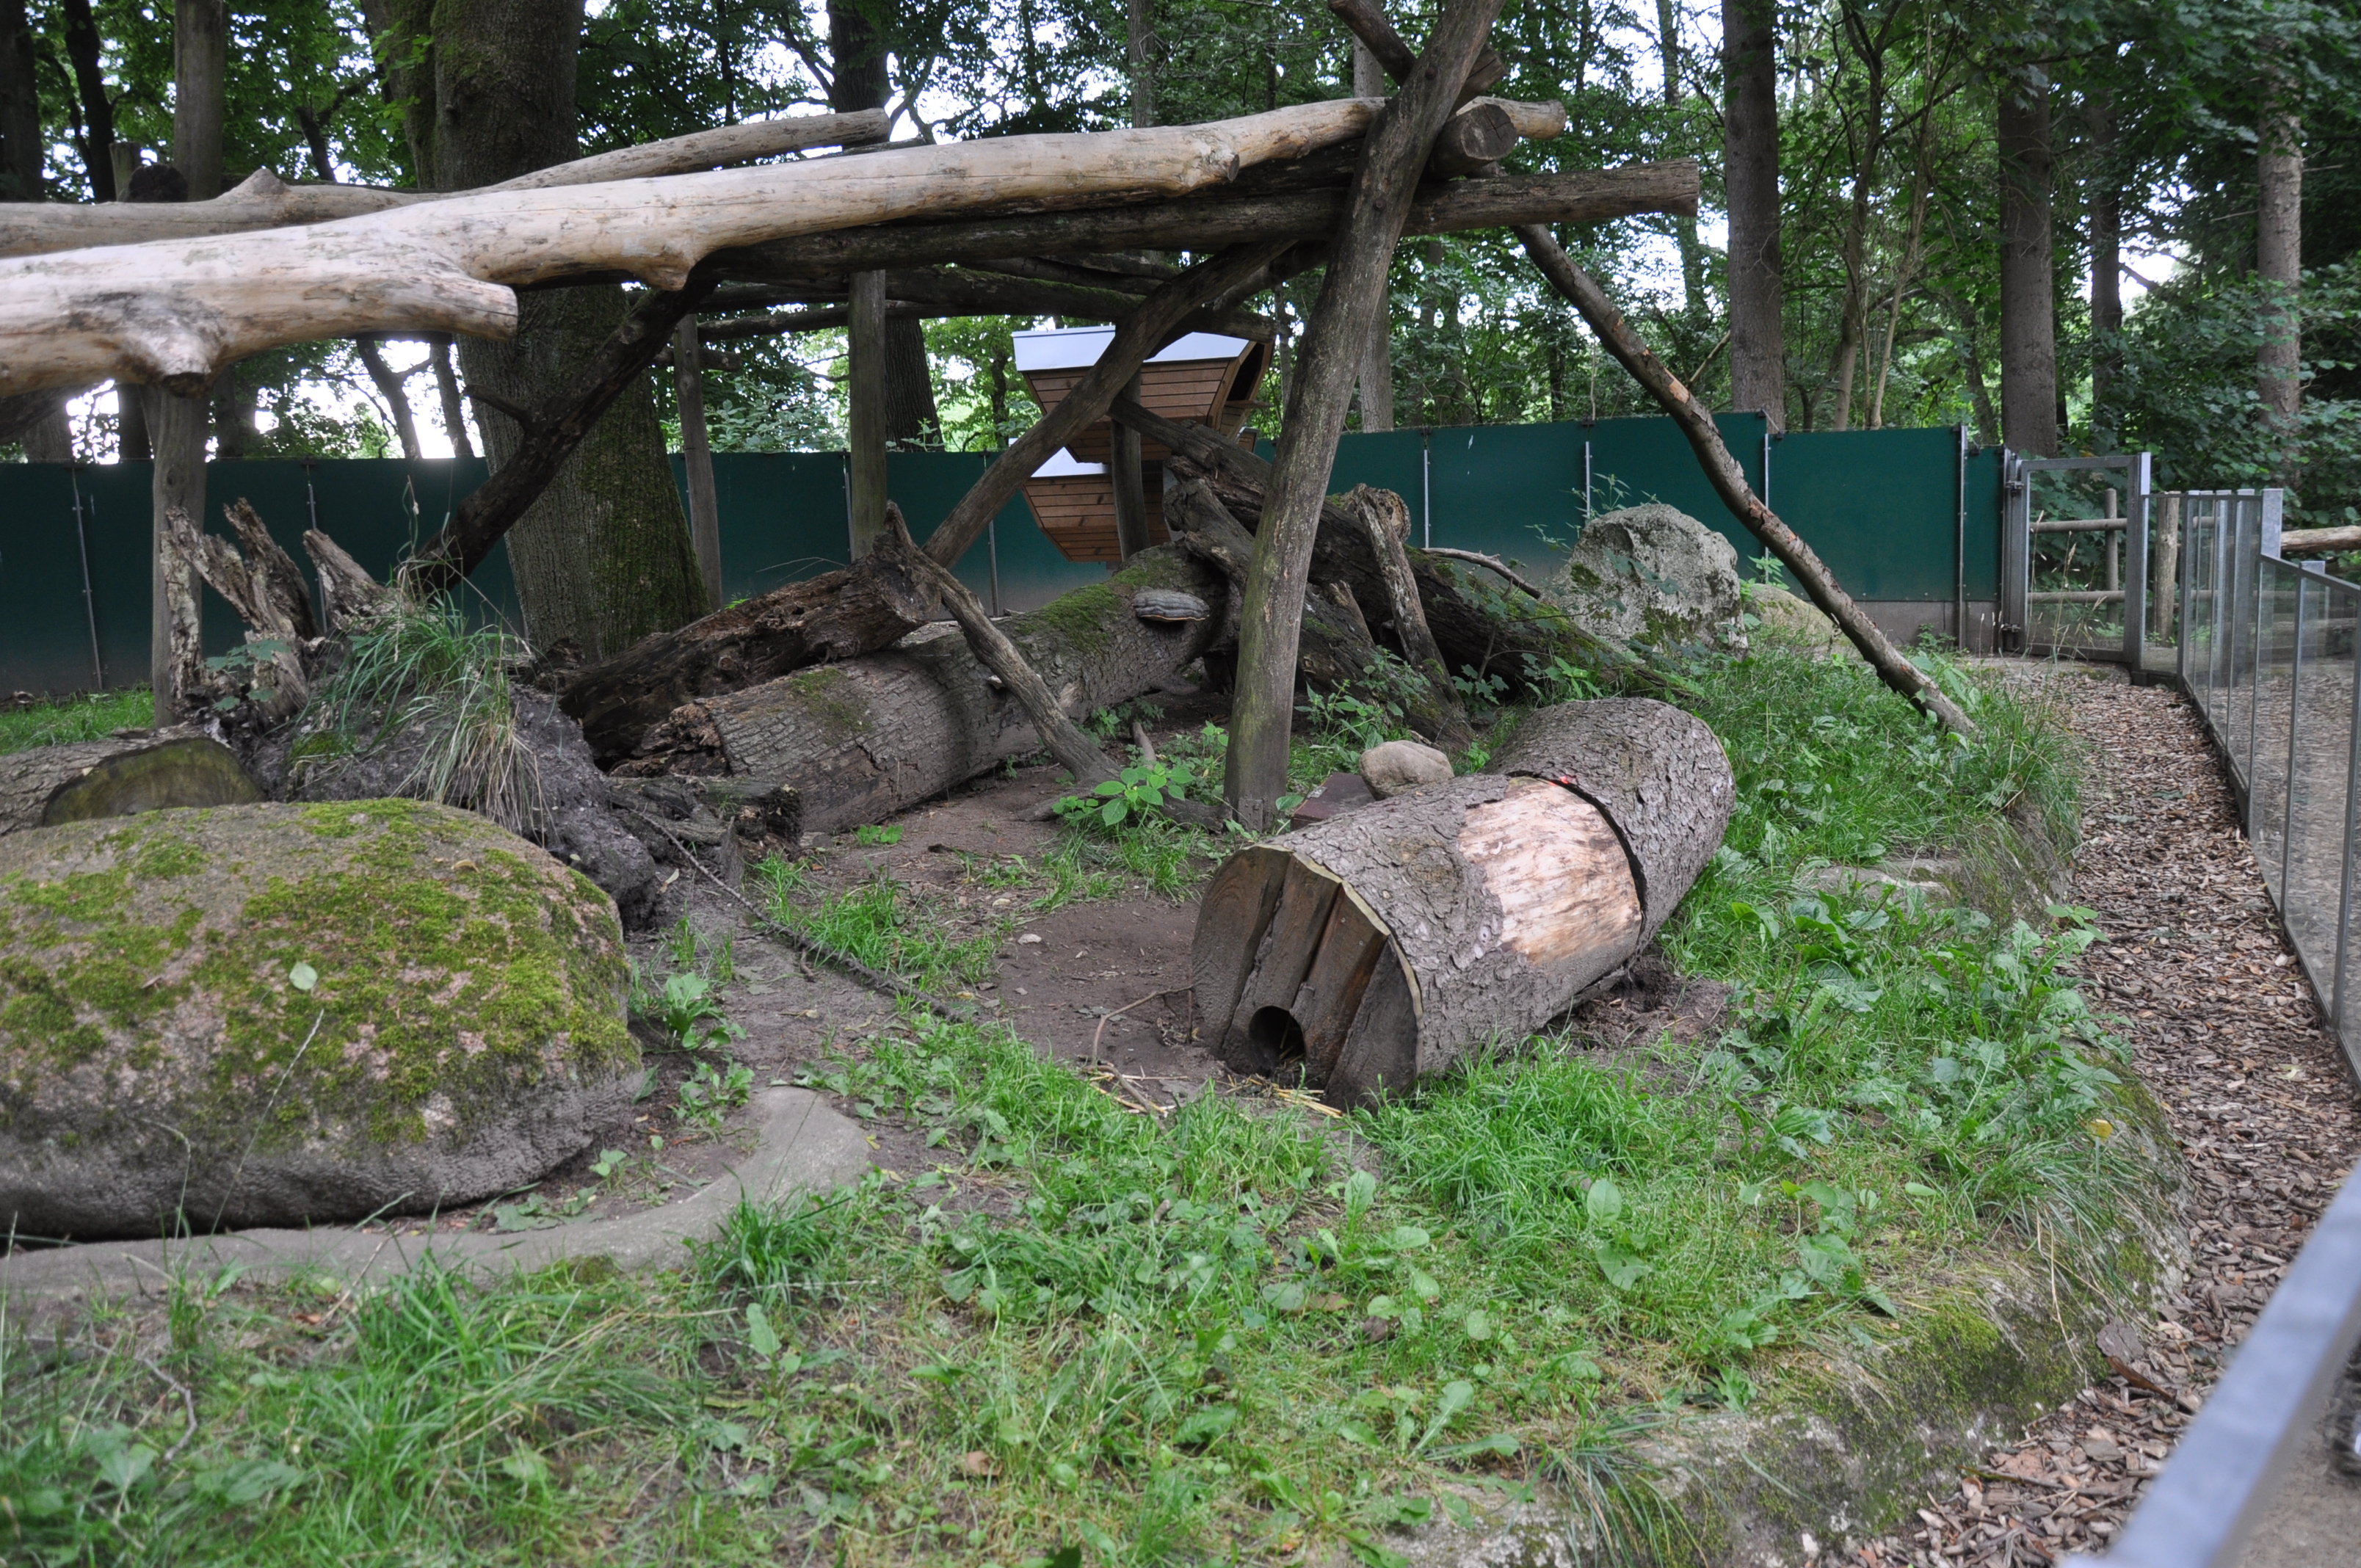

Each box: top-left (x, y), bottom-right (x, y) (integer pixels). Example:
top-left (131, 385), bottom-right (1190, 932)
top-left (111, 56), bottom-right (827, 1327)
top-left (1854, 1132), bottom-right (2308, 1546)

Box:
top-left (300, 597), bottom-right (540, 835)
top-left (0, 688), bottom-right (153, 754)
top-left (3, 631), bottom-right (2152, 1567)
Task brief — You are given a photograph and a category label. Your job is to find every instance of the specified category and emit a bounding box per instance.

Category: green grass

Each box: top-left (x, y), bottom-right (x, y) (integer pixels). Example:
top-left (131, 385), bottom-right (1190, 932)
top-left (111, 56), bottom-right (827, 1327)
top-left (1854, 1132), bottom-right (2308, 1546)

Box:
top-left (0, 688), bottom-right (153, 754)
top-left (3, 633), bottom-right (2162, 1567)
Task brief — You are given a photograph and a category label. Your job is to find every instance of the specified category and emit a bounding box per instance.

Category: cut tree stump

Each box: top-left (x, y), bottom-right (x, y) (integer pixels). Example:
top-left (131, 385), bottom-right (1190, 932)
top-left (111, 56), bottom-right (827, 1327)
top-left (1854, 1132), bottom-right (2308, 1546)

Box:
top-left (0, 734), bottom-right (261, 834)
top-left (1189, 697), bottom-right (1729, 1108)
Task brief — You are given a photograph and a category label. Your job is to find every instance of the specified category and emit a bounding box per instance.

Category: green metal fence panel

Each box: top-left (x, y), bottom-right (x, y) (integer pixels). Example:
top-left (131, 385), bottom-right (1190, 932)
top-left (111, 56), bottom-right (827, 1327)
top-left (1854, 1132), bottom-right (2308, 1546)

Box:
top-left (1, 419), bottom-right (2009, 695)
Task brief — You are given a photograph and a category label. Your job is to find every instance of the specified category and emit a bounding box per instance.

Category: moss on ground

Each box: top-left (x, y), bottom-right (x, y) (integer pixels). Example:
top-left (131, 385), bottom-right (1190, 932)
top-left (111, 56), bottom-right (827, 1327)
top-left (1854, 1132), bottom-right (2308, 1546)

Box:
top-left (0, 799), bottom-right (631, 1155)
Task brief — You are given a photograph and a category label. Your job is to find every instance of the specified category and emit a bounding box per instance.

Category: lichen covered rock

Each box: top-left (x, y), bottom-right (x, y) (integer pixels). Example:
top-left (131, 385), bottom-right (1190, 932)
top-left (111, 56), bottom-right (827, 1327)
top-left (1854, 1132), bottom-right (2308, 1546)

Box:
top-left (1551, 501), bottom-right (1747, 653)
top-left (0, 799), bottom-right (636, 1240)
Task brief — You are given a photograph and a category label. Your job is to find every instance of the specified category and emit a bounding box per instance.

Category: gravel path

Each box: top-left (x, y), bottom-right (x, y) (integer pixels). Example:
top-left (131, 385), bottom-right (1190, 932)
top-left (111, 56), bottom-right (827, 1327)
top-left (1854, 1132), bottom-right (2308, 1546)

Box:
top-left (1859, 665), bottom-right (2361, 1567)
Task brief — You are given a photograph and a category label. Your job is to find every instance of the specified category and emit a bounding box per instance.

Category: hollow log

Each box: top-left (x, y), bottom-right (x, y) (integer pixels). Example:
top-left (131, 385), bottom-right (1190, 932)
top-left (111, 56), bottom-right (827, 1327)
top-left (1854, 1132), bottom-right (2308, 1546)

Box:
top-left (615, 547), bottom-right (1227, 836)
top-left (0, 101), bottom-right (1377, 398)
top-left (0, 112), bottom-right (896, 259)
top-left (1190, 697), bottom-right (1729, 1108)
top-left (0, 733), bottom-right (261, 834)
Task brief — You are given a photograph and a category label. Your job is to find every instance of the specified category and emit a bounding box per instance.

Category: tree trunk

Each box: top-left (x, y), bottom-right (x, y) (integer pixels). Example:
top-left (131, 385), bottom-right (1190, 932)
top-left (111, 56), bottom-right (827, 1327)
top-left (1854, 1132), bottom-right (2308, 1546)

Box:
top-left (429, 336), bottom-right (474, 458)
top-left (2086, 90), bottom-right (2120, 445)
top-left (1656, 0), bottom-right (1704, 315)
top-left (1350, 40), bottom-right (1395, 432)
top-left (149, 393), bottom-right (206, 708)
top-left (173, 0), bottom-right (227, 200)
top-left (355, 337), bottom-right (425, 460)
top-left (2257, 62), bottom-right (2302, 488)
top-left (0, 0), bottom-right (37, 203)
top-left (1998, 65), bottom-right (2056, 456)
top-left (59, 0), bottom-right (116, 202)
top-left (1722, 0), bottom-right (1782, 428)
top-left (672, 315), bottom-right (724, 609)
top-left (0, 733), bottom-right (258, 833)
top-left (1226, 0), bottom-right (1504, 830)
top-left (1130, 0), bottom-right (1156, 128)
top-left (616, 547), bottom-right (1226, 837)
top-left (1824, 6), bottom-right (1889, 432)
top-left (410, 0), bottom-right (704, 659)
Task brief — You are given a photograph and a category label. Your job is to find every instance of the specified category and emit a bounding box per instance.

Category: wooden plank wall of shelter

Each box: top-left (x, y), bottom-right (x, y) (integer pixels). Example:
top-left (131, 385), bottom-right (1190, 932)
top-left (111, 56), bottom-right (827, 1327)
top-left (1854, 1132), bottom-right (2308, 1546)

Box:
top-left (1015, 327), bottom-right (1269, 564)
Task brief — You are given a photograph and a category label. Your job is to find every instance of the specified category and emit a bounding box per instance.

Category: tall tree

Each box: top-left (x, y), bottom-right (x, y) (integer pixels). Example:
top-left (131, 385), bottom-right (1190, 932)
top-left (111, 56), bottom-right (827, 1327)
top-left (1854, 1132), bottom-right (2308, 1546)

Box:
top-left (1722, 0), bottom-right (1783, 427)
top-left (1656, 0), bottom-right (1704, 316)
top-left (2256, 50), bottom-right (2302, 485)
top-left (1997, 62), bottom-right (2056, 454)
top-left (0, 0), bottom-right (37, 203)
top-left (1352, 38), bottom-right (1393, 432)
top-left (829, 0), bottom-right (937, 451)
top-left (387, 0), bottom-right (706, 657)
top-left (2085, 87), bottom-right (2120, 446)
top-left (57, 0), bottom-right (117, 202)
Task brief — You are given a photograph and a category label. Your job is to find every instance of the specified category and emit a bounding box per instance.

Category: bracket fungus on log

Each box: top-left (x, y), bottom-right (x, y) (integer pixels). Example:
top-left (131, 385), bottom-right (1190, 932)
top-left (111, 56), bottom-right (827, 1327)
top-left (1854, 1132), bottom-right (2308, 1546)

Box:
top-left (1190, 697), bottom-right (1731, 1108)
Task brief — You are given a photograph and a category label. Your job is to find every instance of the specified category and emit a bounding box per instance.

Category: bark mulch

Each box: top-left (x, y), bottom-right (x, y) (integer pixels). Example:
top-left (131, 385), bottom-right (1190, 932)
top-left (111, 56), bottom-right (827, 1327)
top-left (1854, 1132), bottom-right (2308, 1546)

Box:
top-left (1852, 665), bottom-right (2361, 1566)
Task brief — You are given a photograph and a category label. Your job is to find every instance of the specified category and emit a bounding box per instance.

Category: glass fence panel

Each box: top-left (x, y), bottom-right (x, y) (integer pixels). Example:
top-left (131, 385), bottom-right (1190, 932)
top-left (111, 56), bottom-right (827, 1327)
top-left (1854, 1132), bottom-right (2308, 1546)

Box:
top-left (2285, 573), bottom-right (2356, 993)
top-left (2249, 563), bottom-right (2300, 902)
top-left (2191, 496), bottom-right (2227, 729)
top-left (2226, 498), bottom-right (2262, 793)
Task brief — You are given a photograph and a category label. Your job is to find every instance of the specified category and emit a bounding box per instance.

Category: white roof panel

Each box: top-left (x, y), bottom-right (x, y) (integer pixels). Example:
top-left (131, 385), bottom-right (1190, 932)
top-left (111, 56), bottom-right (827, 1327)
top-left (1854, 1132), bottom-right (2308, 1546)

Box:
top-left (1012, 324), bottom-right (1252, 374)
top-left (1032, 447), bottom-right (1106, 477)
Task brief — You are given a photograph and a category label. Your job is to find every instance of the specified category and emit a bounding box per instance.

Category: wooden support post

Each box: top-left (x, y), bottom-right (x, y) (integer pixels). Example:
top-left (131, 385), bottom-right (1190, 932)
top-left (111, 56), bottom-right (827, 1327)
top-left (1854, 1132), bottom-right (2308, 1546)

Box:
top-left (1512, 222), bottom-right (1976, 737)
top-left (672, 314), bottom-right (725, 609)
top-left (846, 270), bottom-right (889, 558)
top-left (148, 391), bottom-right (205, 711)
top-left (1111, 371), bottom-right (1150, 561)
top-left (1224, 0), bottom-right (1505, 830)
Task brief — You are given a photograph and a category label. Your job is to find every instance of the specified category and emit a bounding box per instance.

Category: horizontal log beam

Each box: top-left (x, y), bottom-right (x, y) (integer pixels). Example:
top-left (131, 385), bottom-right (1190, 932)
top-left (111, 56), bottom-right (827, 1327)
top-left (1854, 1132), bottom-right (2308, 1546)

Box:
top-left (711, 162), bottom-right (1696, 279)
top-left (0, 101), bottom-right (1379, 399)
top-left (0, 111), bottom-right (895, 259)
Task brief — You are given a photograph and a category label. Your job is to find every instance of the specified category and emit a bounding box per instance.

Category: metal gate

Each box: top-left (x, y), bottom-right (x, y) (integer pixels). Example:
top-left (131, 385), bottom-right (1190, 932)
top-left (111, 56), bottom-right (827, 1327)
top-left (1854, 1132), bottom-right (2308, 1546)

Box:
top-left (2000, 450), bottom-right (2155, 663)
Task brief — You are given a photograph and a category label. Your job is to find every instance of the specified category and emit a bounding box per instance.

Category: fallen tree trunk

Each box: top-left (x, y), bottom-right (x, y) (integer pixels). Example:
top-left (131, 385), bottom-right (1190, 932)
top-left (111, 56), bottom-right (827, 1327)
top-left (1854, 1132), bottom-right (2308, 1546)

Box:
top-left (0, 733), bottom-right (260, 833)
top-left (0, 112), bottom-right (896, 260)
top-left (711, 161), bottom-right (1696, 282)
top-left (614, 547), bottom-right (1227, 836)
top-left (1190, 697), bottom-right (1730, 1108)
top-left (0, 101), bottom-right (1378, 398)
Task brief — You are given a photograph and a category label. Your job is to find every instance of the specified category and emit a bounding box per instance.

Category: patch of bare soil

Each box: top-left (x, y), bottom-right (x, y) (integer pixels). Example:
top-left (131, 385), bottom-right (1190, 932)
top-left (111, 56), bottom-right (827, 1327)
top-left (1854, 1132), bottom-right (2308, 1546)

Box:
top-left (1563, 945), bottom-right (1733, 1054)
top-left (1859, 665), bottom-right (2361, 1567)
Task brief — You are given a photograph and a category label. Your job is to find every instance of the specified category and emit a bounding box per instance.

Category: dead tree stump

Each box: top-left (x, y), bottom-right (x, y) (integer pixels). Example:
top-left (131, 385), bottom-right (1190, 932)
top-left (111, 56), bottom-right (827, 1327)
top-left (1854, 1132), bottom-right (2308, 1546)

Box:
top-left (0, 733), bottom-right (261, 834)
top-left (1191, 697), bottom-right (1729, 1108)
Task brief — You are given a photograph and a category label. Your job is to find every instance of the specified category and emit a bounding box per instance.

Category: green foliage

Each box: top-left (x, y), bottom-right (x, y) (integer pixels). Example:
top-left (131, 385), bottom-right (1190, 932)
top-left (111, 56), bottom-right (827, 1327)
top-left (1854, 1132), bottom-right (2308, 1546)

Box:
top-left (752, 859), bottom-right (1000, 990)
top-left (0, 688), bottom-right (153, 754)
top-left (1054, 758), bottom-right (1198, 830)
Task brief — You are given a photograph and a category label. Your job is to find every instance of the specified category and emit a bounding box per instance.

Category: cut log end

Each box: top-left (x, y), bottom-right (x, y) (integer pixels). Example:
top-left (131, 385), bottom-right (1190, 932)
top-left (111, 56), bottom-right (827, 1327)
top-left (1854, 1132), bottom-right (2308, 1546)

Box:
top-left (0, 734), bottom-right (262, 835)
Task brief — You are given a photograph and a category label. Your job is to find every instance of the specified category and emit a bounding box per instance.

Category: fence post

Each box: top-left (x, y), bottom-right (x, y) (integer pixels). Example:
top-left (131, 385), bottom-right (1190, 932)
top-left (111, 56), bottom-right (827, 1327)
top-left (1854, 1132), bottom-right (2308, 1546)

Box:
top-left (2125, 451), bottom-right (2151, 672)
top-left (2245, 495), bottom-right (2267, 824)
top-left (2336, 612), bottom-right (2361, 1035)
top-left (2282, 567), bottom-right (2306, 902)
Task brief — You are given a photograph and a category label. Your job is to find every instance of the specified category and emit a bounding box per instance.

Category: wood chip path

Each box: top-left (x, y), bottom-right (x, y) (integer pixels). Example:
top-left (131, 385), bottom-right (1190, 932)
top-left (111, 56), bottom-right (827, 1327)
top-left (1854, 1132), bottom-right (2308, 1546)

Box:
top-left (1856, 666), bottom-right (2361, 1567)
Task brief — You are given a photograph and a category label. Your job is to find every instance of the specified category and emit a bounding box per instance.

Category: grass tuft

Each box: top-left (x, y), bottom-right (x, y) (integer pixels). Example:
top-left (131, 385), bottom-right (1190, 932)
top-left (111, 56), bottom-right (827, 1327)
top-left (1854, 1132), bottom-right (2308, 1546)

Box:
top-left (0, 687), bottom-right (154, 754)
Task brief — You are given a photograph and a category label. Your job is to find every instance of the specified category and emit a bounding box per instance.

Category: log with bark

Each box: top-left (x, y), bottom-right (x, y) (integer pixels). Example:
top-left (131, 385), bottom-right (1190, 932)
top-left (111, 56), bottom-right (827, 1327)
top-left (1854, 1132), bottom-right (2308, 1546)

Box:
top-left (612, 546), bottom-right (1229, 837)
top-left (0, 111), bottom-right (897, 258)
top-left (0, 101), bottom-right (1378, 398)
top-left (1189, 697), bottom-right (1730, 1108)
top-left (0, 732), bottom-right (261, 834)
top-left (160, 499), bottom-right (319, 725)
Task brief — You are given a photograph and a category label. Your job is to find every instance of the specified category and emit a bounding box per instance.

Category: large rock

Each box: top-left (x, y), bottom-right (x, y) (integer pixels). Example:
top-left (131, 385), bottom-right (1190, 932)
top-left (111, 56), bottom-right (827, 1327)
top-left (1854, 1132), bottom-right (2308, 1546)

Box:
top-left (0, 799), bottom-right (637, 1240)
top-left (1551, 502), bottom-right (1746, 653)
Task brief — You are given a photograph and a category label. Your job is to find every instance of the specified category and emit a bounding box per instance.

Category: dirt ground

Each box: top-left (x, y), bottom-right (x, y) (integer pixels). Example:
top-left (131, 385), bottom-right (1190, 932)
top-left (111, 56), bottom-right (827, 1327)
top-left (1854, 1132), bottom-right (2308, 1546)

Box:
top-left (1858, 664), bottom-right (2361, 1568)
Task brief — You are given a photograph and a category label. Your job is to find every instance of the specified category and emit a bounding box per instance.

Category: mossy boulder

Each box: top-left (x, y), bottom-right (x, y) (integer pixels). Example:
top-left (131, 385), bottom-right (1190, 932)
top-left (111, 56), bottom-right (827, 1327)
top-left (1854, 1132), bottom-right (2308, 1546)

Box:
top-left (0, 799), bottom-right (637, 1240)
top-left (1553, 502), bottom-right (1747, 653)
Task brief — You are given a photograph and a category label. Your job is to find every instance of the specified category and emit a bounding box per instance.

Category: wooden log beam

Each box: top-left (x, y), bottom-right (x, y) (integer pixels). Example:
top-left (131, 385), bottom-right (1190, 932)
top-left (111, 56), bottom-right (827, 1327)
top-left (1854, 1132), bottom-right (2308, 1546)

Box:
top-left (0, 101), bottom-right (1379, 398)
top-left (0, 733), bottom-right (260, 835)
top-left (711, 161), bottom-right (1689, 278)
top-left (2280, 524), bottom-right (2361, 555)
top-left (0, 111), bottom-right (893, 258)
top-left (1427, 100), bottom-right (1520, 179)
top-left (1225, 0), bottom-right (1506, 830)
top-left (1512, 223), bottom-right (1976, 737)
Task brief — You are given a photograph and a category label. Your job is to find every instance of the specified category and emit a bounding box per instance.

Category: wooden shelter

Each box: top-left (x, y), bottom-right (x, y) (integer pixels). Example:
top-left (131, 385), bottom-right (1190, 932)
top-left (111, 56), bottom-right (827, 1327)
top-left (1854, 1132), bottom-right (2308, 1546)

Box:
top-left (1014, 325), bottom-right (1268, 564)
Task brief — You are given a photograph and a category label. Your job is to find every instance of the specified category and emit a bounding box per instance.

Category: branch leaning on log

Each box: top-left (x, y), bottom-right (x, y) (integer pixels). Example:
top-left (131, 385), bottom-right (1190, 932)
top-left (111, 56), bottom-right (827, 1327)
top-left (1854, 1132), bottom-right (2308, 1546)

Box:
top-left (1512, 225), bottom-right (1977, 738)
top-left (614, 548), bottom-right (1231, 838)
top-left (0, 110), bottom-right (897, 258)
top-left (0, 101), bottom-right (1378, 398)
top-left (1191, 697), bottom-right (1732, 1109)
top-left (710, 162), bottom-right (1693, 280)
top-left (556, 242), bottom-right (1300, 764)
